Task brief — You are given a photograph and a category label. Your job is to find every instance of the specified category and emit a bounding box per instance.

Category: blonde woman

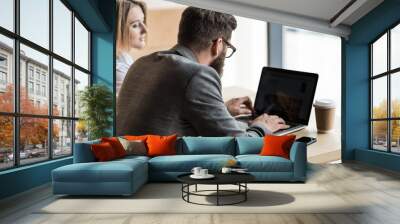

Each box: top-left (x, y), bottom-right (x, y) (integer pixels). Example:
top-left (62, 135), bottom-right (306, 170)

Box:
top-left (116, 0), bottom-right (147, 96)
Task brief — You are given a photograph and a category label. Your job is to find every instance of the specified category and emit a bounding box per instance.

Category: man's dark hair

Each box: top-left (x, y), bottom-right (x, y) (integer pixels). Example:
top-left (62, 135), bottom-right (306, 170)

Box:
top-left (178, 7), bottom-right (237, 52)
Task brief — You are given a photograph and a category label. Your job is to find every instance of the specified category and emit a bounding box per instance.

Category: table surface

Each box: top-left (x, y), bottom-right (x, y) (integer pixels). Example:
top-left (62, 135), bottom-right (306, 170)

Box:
top-left (177, 173), bottom-right (255, 185)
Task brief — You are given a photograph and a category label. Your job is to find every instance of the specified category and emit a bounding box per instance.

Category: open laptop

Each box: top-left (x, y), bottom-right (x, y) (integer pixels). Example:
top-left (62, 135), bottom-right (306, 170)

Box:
top-left (237, 67), bottom-right (318, 136)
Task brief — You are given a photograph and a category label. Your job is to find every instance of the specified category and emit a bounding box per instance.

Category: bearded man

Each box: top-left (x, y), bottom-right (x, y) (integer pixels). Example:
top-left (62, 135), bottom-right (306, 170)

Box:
top-left (117, 7), bottom-right (288, 137)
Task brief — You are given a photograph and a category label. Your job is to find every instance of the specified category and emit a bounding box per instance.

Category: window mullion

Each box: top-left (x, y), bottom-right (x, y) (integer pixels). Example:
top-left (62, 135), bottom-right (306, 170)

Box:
top-left (71, 11), bottom-right (76, 155)
top-left (49, 0), bottom-right (54, 160)
top-left (388, 30), bottom-right (391, 153)
top-left (370, 45), bottom-right (373, 149)
top-left (13, 0), bottom-right (20, 167)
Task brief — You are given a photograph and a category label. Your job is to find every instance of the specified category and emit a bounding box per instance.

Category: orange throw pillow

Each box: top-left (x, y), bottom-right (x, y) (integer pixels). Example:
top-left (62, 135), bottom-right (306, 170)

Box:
top-left (146, 134), bottom-right (177, 157)
top-left (259, 135), bottom-right (296, 159)
top-left (124, 135), bottom-right (149, 141)
top-left (101, 137), bottom-right (126, 158)
top-left (91, 142), bottom-right (118, 161)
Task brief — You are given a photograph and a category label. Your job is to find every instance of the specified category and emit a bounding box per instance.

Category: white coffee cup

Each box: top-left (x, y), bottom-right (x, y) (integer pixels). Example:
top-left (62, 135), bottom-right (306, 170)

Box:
top-left (199, 169), bottom-right (208, 176)
top-left (221, 167), bottom-right (232, 173)
top-left (191, 167), bottom-right (202, 176)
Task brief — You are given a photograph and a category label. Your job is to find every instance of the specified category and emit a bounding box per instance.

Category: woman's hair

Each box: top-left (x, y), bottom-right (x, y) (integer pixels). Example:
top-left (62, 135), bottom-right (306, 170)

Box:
top-left (116, 0), bottom-right (146, 55)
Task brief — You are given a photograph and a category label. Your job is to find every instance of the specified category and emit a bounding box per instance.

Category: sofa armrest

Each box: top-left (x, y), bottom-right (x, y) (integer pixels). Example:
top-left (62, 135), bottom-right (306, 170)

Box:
top-left (73, 140), bottom-right (100, 163)
top-left (289, 142), bottom-right (307, 181)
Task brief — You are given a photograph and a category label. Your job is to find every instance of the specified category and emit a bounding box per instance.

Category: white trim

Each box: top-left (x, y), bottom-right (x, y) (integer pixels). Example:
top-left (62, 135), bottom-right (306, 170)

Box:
top-left (330, 0), bottom-right (369, 28)
top-left (166, 0), bottom-right (351, 37)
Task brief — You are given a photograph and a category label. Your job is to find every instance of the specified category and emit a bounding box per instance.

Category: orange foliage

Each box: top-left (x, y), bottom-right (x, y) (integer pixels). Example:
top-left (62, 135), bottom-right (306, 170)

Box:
top-left (373, 99), bottom-right (400, 141)
top-left (0, 84), bottom-right (60, 149)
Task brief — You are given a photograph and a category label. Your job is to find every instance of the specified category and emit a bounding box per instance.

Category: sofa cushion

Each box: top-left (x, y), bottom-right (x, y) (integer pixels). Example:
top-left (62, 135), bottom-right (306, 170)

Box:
top-left (260, 135), bottom-right (296, 159)
top-left (147, 134), bottom-right (177, 157)
top-left (118, 138), bottom-right (147, 156)
top-left (180, 137), bottom-right (235, 155)
top-left (101, 137), bottom-right (127, 158)
top-left (115, 155), bottom-right (150, 164)
top-left (236, 155), bottom-right (293, 172)
top-left (91, 142), bottom-right (118, 161)
top-left (149, 154), bottom-right (235, 172)
top-left (235, 137), bottom-right (263, 155)
top-left (53, 158), bottom-right (147, 183)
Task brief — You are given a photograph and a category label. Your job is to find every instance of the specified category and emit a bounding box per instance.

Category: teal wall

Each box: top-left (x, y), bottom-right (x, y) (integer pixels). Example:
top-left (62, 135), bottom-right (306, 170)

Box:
top-left (0, 0), bottom-right (115, 200)
top-left (343, 0), bottom-right (400, 171)
top-left (0, 158), bottom-right (72, 199)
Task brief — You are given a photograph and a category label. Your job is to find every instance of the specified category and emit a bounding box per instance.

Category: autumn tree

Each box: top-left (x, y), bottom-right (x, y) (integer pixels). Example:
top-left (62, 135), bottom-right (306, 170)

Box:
top-left (372, 99), bottom-right (400, 143)
top-left (0, 84), bottom-right (60, 152)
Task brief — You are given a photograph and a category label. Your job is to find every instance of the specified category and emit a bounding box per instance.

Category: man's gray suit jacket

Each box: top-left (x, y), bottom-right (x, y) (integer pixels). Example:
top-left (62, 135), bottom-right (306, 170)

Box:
top-left (116, 45), bottom-right (269, 137)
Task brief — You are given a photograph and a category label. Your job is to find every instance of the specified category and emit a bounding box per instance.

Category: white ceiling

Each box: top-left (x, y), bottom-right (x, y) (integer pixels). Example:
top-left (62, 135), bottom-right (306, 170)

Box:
top-left (143, 0), bottom-right (185, 10)
top-left (166, 0), bottom-right (384, 37)
top-left (225, 0), bottom-right (352, 23)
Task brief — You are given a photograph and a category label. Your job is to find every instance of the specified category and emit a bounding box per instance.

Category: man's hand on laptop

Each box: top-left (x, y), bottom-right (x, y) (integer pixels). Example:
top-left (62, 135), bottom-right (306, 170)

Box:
top-left (225, 96), bottom-right (254, 116)
top-left (251, 114), bottom-right (290, 133)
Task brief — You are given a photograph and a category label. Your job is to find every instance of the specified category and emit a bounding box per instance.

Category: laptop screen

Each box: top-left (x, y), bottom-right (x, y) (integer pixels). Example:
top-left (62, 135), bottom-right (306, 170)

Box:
top-left (254, 67), bottom-right (318, 125)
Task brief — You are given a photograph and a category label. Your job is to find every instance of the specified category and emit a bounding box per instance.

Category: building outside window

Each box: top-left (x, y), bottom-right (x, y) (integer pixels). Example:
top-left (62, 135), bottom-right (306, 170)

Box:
top-left (41, 73), bottom-right (46, 83)
top-left (41, 85), bottom-right (46, 97)
top-left (0, 71), bottom-right (6, 83)
top-left (0, 54), bottom-right (7, 90)
top-left (35, 83), bottom-right (40, 95)
top-left (28, 81), bottom-right (34, 94)
top-left (371, 23), bottom-right (400, 153)
top-left (35, 70), bottom-right (40, 81)
top-left (28, 66), bottom-right (34, 80)
top-left (0, 0), bottom-right (91, 170)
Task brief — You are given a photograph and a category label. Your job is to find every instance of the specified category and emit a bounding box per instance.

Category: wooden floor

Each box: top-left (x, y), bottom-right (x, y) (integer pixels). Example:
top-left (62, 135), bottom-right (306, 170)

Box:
top-left (1, 162), bottom-right (400, 224)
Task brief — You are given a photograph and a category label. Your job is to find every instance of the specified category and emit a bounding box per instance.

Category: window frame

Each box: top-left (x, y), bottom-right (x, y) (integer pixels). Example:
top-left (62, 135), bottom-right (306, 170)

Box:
top-left (0, 0), bottom-right (92, 171)
top-left (370, 21), bottom-right (400, 154)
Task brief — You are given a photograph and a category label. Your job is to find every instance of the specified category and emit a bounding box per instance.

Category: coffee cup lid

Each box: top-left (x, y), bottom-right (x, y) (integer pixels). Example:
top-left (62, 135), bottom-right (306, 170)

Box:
top-left (314, 99), bottom-right (336, 109)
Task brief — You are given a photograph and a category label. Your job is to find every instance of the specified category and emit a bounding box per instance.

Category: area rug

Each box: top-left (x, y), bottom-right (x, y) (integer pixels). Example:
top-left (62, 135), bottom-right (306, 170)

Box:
top-left (37, 183), bottom-right (361, 214)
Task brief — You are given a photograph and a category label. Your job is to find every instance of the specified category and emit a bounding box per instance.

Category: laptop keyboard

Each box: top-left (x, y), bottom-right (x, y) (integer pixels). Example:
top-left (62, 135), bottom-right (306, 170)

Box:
top-left (274, 122), bottom-right (305, 135)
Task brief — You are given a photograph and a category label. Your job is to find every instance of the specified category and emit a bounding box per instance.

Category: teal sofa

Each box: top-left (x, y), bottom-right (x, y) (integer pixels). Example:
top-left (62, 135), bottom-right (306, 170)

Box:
top-left (52, 137), bottom-right (307, 196)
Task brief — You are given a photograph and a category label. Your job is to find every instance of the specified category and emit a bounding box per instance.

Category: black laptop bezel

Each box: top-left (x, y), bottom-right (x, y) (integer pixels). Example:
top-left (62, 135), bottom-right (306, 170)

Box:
top-left (254, 67), bottom-right (319, 125)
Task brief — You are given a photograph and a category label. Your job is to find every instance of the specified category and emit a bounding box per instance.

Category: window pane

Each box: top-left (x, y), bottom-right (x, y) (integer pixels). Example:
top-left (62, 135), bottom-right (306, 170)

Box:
top-left (53, 119), bottom-right (72, 158)
top-left (0, 116), bottom-right (13, 170)
top-left (391, 120), bottom-right (400, 153)
top-left (75, 120), bottom-right (88, 143)
top-left (372, 33), bottom-right (387, 76)
top-left (20, 117), bottom-right (49, 165)
top-left (282, 26), bottom-right (342, 132)
top-left (0, 35), bottom-right (14, 112)
top-left (392, 24), bottom-right (400, 70)
top-left (372, 77), bottom-right (387, 119)
top-left (74, 69), bottom-right (89, 118)
top-left (20, 0), bottom-right (49, 49)
top-left (391, 72), bottom-right (400, 118)
top-left (75, 18), bottom-right (89, 70)
top-left (53, 0), bottom-right (72, 60)
top-left (372, 121), bottom-right (388, 151)
top-left (53, 59), bottom-right (72, 117)
top-left (20, 44), bottom-right (49, 115)
top-left (0, 0), bottom-right (14, 31)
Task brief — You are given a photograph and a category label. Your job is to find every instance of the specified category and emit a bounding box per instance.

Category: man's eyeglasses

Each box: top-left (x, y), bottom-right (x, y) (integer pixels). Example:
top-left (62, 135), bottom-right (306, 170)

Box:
top-left (222, 38), bottom-right (236, 58)
top-left (213, 38), bottom-right (236, 58)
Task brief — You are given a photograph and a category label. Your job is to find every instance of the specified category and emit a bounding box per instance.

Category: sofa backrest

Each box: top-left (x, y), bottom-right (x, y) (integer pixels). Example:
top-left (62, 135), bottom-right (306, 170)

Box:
top-left (235, 137), bottom-right (264, 155)
top-left (73, 139), bottom-right (100, 163)
top-left (179, 137), bottom-right (235, 155)
top-left (73, 136), bottom-right (264, 162)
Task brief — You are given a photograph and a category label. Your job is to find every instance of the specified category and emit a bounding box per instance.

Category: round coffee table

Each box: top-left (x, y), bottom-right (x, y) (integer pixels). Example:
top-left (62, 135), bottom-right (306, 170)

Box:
top-left (177, 173), bottom-right (255, 206)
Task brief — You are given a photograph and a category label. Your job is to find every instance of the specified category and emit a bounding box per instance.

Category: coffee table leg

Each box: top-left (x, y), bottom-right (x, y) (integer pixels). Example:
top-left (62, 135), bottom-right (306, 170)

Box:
top-left (245, 183), bottom-right (247, 201)
top-left (217, 184), bottom-right (219, 206)
top-left (195, 184), bottom-right (198, 192)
